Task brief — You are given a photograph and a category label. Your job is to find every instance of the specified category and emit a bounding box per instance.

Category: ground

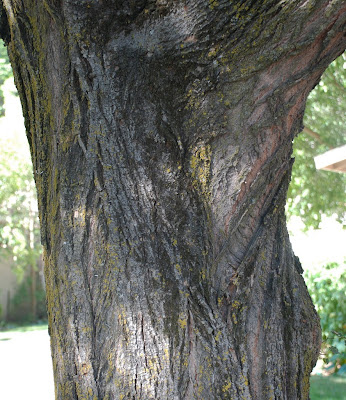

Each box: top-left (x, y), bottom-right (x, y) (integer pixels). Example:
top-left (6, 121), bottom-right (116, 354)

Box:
top-left (0, 325), bottom-right (345, 400)
top-left (0, 326), bottom-right (54, 400)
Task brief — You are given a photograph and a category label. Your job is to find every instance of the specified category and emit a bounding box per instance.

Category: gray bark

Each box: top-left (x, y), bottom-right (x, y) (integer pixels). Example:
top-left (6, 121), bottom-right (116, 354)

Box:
top-left (1, 1), bottom-right (345, 399)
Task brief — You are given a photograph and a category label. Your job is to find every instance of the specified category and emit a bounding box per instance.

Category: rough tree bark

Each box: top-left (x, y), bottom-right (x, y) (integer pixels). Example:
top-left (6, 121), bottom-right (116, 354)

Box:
top-left (1, 1), bottom-right (345, 399)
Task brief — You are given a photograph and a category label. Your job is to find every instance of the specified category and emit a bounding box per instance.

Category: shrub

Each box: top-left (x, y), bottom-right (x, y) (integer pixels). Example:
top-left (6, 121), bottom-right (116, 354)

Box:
top-left (9, 275), bottom-right (47, 323)
top-left (304, 262), bottom-right (346, 374)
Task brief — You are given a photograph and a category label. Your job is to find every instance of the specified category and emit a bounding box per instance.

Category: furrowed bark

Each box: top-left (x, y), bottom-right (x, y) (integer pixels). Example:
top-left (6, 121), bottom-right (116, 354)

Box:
top-left (2, 1), bottom-right (345, 399)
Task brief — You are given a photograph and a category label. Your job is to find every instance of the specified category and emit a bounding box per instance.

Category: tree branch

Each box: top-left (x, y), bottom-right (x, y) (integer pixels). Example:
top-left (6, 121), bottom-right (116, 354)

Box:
top-left (303, 126), bottom-right (330, 148)
top-left (328, 72), bottom-right (345, 92)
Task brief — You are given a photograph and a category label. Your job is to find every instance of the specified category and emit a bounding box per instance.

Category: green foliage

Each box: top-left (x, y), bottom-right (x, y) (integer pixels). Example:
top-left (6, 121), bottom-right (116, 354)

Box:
top-left (0, 41), bottom-right (12, 116)
top-left (287, 54), bottom-right (346, 229)
top-left (304, 262), bottom-right (346, 374)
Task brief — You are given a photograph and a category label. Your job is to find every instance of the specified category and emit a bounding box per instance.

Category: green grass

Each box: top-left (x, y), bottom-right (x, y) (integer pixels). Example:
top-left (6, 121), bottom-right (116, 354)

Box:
top-left (0, 321), bottom-right (48, 333)
top-left (310, 375), bottom-right (346, 400)
top-left (1, 323), bottom-right (345, 399)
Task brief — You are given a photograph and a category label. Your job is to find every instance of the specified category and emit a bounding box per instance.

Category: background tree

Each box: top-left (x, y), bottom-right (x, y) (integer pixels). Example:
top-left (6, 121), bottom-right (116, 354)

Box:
top-left (287, 53), bottom-right (346, 228)
top-left (0, 84), bottom-right (43, 321)
top-left (0, 1), bottom-right (345, 399)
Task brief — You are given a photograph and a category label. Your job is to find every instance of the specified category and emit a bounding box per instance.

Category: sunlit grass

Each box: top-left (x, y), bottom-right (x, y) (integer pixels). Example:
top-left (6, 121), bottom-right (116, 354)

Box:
top-left (310, 375), bottom-right (346, 400)
top-left (0, 321), bottom-right (48, 333)
top-left (1, 325), bottom-right (345, 397)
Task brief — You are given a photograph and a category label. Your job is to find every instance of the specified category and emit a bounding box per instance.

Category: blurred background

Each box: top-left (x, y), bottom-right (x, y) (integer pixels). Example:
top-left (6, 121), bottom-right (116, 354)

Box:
top-left (0, 41), bottom-right (345, 399)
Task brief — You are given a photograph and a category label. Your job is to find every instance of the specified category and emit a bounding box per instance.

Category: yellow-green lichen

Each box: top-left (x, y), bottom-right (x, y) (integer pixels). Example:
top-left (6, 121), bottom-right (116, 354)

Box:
top-left (178, 314), bottom-right (187, 329)
top-left (301, 349), bottom-right (314, 399)
top-left (190, 144), bottom-right (211, 201)
top-left (222, 379), bottom-right (232, 393)
top-left (209, 0), bottom-right (219, 10)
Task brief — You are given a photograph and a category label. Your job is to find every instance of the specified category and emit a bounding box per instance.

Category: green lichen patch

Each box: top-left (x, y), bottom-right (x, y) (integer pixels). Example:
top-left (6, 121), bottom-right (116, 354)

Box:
top-left (190, 144), bottom-right (212, 201)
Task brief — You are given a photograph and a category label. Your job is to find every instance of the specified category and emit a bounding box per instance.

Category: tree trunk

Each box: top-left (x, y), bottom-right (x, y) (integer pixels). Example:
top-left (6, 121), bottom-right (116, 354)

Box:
top-left (1, 1), bottom-right (345, 399)
top-left (29, 196), bottom-right (37, 320)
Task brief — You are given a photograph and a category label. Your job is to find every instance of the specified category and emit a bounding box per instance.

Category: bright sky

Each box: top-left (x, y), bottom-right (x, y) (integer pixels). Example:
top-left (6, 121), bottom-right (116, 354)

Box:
top-left (288, 217), bottom-right (346, 272)
top-left (0, 77), bottom-right (30, 158)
